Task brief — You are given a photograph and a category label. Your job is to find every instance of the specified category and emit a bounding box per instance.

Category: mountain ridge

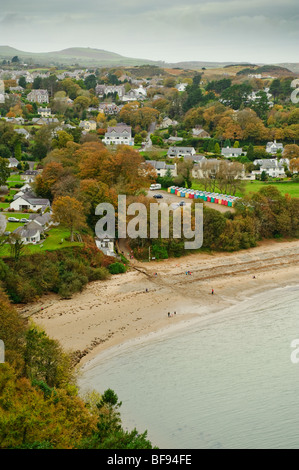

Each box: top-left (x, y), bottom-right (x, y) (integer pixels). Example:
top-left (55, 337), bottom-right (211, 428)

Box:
top-left (0, 46), bottom-right (298, 73)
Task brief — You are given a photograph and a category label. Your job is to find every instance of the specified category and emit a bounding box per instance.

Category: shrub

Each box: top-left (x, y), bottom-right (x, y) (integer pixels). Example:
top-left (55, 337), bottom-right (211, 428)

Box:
top-left (108, 263), bottom-right (126, 274)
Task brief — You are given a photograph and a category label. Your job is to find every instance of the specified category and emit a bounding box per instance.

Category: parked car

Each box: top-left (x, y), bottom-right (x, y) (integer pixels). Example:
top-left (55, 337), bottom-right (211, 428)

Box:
top-left (153, 194), bottom-right (163, 199)
top-left (179, 201), bottom-right (186, 206)
top-left (20, 218), bottom-right (28, 223)
top-left (8, 217), bottom-right (20, 222)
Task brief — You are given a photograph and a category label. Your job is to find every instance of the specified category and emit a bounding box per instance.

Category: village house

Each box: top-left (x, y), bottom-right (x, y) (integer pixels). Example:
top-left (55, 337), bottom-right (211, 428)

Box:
top-left (38, 107), bottom-right (52, 117)
top-left (147, 160), bottom-right (177, 178)
top-left (32, 117), bottom-right (59, 126)
top-left (176, 83), bottom-right (188, 92)
top-left (221, 147), bottom-right (244, 158)
top-left (96, 85), bottom-right (125, 98)
top-left (121, 88), bottom-right (146, 102)
top-left (158, 117), bottom-right (178, 129)
top-left (98, 103), bottom-right (123, 115)
top-left (103, 124), bottom-right (134, 146)
top-left (79, 120), bottom-right (97, 132)
top-left (27, 89), bottom-right (49, 104)
top-left (266, 140), bottom-right (284, 154)
top-left (192, 127), bottom-right (211, 138)
top-left (10, 194), bottom-right (51, 212)
top-left (8, 158), bottom-right (19, 168)
top-left (167, 147), bottom-right (196, 159)
top-left (95, 238), bottom-right (116, 257)
top-left (14, 128), bottom-right (30, 139)
top-left (13, 222), bottom-right (43, 244)
top-left (253, 158), bottom-right (286, 178)
top-left (20, 170), bottom-right (39, 183)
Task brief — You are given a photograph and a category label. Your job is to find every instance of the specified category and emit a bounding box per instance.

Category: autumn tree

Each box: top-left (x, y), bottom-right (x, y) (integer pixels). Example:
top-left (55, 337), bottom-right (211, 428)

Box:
top-left (290, 158), bottom-right (299, 173)
top-left (283, 144), bottom-right (299, 160)
top-left (52, 196), bottom-right (87, 242)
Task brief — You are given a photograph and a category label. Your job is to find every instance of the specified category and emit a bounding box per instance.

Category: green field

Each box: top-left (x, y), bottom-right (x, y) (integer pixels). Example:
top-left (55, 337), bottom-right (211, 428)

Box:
top-left (6, 175), bottom-right (23, 188)
top-left (191, 180), bottom-right (299, 198)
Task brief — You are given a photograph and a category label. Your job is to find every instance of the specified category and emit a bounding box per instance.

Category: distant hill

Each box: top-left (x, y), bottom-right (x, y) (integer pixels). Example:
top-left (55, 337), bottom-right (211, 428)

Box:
top-left (237, 65), bottom-right (295, 77)
top-left (0, 46), bottom-right (161, 67)
top-left (0, 46), bottom-right (298, 74)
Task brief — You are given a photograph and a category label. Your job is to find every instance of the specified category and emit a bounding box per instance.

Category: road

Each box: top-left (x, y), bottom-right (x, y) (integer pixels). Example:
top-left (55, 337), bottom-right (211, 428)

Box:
top-left (146, 189), bottom-right (235, 213)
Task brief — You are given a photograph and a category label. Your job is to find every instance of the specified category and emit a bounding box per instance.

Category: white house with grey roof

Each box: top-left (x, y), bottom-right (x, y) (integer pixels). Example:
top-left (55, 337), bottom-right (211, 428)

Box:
top-left (103, 124), bottom-right (134, 146)
top-left (147, 160), bottom-right (177, 178)
top-left (10, 194), bottom-right (50, 212)
top-left (253, 158), bottom-right (286, 178)
top-left (167, 147), bottom-right (196, 159)
top-left (221, 147), bottom-right (244, 158)
top-left (266, 140), bottom-right (284, 154)
top-left (13, 222), bottom-right (42, 244)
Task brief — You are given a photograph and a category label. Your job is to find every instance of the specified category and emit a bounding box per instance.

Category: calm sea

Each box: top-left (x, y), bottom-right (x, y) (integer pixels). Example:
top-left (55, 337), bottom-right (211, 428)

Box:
top-left (79, 285), bottom-right (299, 449)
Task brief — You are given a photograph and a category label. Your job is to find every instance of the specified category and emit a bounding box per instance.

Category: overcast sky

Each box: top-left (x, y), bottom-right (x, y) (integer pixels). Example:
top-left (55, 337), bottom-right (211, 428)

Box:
top-left (0, 0), bottom-right (298, 63)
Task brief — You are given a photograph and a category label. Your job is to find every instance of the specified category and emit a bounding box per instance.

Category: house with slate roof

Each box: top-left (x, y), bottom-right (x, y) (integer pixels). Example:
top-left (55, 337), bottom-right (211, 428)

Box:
top-left (103, 124), bottom-right (134, 146)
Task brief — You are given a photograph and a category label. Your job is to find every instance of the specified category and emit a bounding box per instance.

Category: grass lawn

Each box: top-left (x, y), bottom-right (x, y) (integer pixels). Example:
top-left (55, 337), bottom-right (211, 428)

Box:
top-left (0, 203), bottom-right (9, 209)
top-left (6, 175), bottom-right (23, 188)
top-left (0, 227), bottom-right (83, 257)
top-left (192, 180), bottom-right (299, 198)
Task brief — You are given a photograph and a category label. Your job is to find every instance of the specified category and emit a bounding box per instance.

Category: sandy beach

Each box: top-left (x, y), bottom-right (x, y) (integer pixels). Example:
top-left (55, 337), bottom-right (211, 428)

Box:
top-left (18, 239), bottom-right (299, 367)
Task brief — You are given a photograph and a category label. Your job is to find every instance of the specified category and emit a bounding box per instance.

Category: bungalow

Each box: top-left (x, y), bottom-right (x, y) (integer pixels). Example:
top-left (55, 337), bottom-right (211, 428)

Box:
top-left (167, 147), bottom-right (196, 159)
top-left (221, 147), bottom-right (244, 158)
top-left (10, 194), bottom-right (50, 212)
top-left (103, 124), bottom-right (134, 146)
top-left (28, 212), bottom-right (53, 228)
top-left (13, 222), bottom-right (42, 244)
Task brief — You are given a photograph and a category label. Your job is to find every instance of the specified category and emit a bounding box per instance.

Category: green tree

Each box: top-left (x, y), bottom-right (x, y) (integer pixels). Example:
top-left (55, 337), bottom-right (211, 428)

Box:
top-left (246, 143), bottom-right (255, 161)
top-left (0, 157), bottom-right (10, 186)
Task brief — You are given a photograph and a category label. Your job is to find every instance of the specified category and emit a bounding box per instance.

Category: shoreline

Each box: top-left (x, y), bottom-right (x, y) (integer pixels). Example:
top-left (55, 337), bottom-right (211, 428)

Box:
top-left (79, 280), bottom-right (299, 375)
top-left (18, 239), bottom-right (299, 368)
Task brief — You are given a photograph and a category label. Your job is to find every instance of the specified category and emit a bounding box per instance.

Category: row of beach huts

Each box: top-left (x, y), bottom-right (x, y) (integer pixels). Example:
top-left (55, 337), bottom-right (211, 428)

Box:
top-left (167, 186), bottom-right (240, 208)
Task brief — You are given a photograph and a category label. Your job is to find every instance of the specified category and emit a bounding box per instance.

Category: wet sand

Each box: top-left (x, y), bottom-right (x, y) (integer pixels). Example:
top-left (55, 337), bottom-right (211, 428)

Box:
top-left (18, 239), bottom-right (299, 367)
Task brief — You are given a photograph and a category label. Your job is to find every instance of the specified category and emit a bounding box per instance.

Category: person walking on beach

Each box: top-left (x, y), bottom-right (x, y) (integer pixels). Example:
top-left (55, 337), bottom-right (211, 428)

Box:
top-left (211, 289), bottom-right (214, 295)
top-left (168, 312), bottom-right (170, 317)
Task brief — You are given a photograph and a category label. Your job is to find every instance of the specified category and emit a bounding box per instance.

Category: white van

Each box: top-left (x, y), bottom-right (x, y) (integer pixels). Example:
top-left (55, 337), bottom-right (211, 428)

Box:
top-left (150, 184), bottom-right (161, 190)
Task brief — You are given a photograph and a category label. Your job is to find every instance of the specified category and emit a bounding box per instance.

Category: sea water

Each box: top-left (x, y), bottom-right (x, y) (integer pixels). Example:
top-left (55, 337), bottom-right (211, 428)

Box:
top-left (79, 285), bottom-right (299, 449)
